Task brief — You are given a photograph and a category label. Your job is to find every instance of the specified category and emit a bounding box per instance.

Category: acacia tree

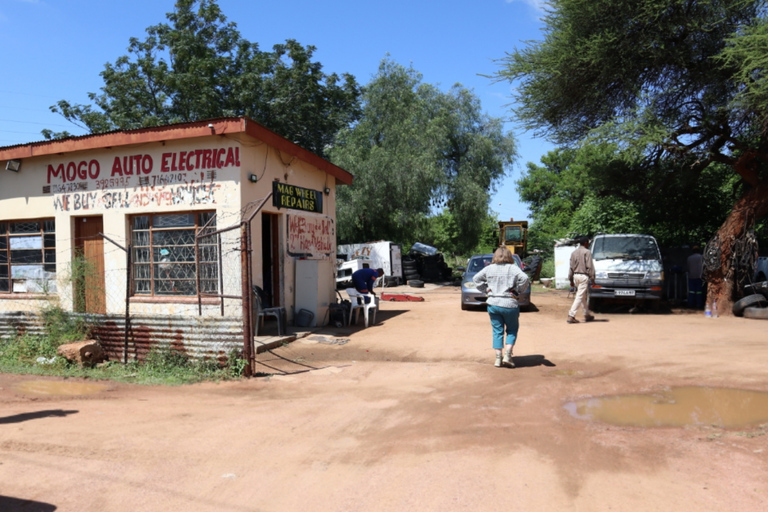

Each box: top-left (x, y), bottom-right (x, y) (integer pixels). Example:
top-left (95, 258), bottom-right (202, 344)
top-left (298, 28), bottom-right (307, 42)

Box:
top-left (496, 0), bottom-right (768, 311)
top-left (44, 0), bottom-right (360, 158)
top-left (329, 59), bottom-right (517, 251)
top-left (518, 144), bottom-right (737, 252)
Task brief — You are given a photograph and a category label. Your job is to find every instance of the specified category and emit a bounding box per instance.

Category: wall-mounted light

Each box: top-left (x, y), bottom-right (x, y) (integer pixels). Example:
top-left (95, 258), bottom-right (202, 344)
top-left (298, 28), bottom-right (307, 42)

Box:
top-left (324, 187), bottom-right (331, 195)
top-left (5, 159), bottom-right (21, 172)
top-left (248, 173), bottom-right (258, 183)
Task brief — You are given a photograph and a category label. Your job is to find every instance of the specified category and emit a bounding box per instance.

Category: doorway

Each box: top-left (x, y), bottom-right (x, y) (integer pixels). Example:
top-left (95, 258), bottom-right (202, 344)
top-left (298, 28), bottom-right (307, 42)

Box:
top-left (261, 213), bottom-right (280, 307)
top-left (74, 216), bottom-right (106, 314)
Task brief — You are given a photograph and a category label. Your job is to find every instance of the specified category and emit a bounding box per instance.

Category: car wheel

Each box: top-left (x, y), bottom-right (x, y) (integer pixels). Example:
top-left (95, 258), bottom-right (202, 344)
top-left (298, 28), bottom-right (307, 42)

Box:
top-left (732, 294), bottom-right (768, 317)
top-left (588, 297), bottom-right (600, 312)
top-left (461, 302), bottom-right (469, 311)
top-left (408, 279), bottom-right (424, 288)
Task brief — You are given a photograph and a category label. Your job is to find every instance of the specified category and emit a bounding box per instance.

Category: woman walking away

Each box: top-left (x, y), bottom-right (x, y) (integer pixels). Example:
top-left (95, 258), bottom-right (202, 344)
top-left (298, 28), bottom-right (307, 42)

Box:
top-left (473, 247), bottom-right (530, 368)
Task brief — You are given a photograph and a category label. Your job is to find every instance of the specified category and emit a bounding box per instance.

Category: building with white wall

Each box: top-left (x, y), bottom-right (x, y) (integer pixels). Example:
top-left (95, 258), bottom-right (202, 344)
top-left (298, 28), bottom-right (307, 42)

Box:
top-left (0, 117), bottom-right (352, 364)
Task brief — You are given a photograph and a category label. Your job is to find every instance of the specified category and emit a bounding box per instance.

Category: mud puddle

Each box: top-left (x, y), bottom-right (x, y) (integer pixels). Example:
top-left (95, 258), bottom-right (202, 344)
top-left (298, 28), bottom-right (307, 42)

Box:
top-left (564, 386), bottom-right (768, 428)
top-left (15, 380), bottom-right (108, 396)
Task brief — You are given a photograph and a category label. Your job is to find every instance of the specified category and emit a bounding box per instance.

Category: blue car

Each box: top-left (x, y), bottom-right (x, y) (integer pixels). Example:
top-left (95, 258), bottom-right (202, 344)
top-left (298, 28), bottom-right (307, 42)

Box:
top-left (460, 253), bottom-right (531, 311)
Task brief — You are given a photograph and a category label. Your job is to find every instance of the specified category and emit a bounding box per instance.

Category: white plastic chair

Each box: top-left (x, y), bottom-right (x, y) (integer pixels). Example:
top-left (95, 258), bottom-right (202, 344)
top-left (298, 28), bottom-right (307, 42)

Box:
top-left (345, 288), bottom-right (378, 328)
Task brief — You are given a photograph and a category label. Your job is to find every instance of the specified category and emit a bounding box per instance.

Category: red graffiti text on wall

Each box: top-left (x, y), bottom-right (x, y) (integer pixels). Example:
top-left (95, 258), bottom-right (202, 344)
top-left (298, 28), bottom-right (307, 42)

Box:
top-left (288, 215), bottom-right (333, 255)
top-left (46, 147), bottom-right (240, 184)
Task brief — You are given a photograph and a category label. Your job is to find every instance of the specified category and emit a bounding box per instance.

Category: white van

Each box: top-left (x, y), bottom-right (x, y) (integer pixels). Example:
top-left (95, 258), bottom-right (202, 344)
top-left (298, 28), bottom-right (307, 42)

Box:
top-left (336, 241), bottom-right (404, 287)
top-left (589, 234), bottom-right (664, 306)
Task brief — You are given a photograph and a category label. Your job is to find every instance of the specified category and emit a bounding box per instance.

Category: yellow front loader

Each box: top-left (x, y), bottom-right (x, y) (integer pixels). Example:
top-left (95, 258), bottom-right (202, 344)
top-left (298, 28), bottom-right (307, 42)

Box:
top-left (498, 218), bottom-right (528, 257)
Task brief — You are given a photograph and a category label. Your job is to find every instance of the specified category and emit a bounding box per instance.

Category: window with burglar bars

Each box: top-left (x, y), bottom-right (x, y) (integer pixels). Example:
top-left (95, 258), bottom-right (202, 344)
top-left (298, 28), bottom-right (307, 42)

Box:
top-left (0, 219), bottom-right (56, 293)
top-left (131, 212), bottom-right (218, 296)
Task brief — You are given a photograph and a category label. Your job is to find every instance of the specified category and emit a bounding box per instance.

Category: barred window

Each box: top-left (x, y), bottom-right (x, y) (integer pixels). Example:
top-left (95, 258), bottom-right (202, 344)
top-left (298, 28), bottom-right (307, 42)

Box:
top-left (131, 212), bottom-right (218, 296)
top-left (0, 219), bottom-right (57, 293)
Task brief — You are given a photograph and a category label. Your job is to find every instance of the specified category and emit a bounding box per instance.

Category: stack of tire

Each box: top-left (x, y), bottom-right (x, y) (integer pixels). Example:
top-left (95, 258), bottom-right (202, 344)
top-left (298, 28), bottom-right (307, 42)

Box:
top-left (404, 251), bottom-right (452, 286)
top-left (732, 281), bottom-right (768, 319)
top-left (402, 256), bottom-right (423, 287)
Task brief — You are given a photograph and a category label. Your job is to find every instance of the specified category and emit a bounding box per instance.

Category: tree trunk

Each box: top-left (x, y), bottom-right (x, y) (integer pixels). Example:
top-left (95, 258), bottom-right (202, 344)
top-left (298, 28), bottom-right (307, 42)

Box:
top-left (706, 181), bottom-right (768, 315)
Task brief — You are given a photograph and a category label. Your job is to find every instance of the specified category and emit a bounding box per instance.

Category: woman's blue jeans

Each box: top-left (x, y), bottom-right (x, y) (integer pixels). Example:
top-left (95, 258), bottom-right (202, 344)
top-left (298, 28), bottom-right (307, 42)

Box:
top-left (487, 305), bottom-right (520, 350)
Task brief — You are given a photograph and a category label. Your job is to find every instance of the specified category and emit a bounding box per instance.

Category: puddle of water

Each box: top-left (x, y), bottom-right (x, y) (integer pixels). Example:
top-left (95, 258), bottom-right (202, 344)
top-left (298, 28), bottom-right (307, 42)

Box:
top-left (15, 380), bottom-right (108, 396)
top-left (564, 386), bottom-right (768, 428)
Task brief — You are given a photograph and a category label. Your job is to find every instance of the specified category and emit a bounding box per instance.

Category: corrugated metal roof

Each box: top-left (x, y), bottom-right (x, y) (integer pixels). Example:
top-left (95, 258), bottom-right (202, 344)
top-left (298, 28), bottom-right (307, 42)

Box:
top-left (0, 116), bottom-right (354, 185)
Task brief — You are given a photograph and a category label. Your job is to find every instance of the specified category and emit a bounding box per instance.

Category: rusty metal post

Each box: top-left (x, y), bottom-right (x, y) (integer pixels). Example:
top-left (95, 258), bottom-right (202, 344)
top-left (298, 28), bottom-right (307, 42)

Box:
top-left (125, 244), bottom-right (132, 364)
top-left (245, 220), bottom-right (254, 350)
top-left (218, 234), bottom-right (224, 316)
top-left (195, 235), bottom-right (202, 316)
top-left (98, 232), bottom-right (132, 365)
top-left (240, 222), bottom-right (253, 377)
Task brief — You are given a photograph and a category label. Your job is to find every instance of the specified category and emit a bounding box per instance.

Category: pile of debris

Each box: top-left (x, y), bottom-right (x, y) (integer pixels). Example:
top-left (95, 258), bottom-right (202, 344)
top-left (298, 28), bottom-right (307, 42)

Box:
top-left (402, 243), bottom-right (453, 284)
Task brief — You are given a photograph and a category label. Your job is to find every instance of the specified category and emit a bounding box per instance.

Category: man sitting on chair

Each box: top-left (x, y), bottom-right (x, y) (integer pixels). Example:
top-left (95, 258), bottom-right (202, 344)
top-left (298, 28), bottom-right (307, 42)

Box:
top-left (352, 267), bottom-right (384, 303)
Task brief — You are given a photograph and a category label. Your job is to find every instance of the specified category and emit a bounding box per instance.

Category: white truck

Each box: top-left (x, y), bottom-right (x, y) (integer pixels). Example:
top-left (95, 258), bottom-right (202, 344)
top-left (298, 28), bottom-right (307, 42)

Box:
top-left (589, 234), bottom-right (664, 308)
top-left (336, 241), bottom-right (403, 287)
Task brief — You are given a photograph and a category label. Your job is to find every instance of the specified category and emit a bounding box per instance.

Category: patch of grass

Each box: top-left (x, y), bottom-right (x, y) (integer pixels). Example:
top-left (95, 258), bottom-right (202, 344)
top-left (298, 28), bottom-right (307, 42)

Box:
top-left (0, 303), bottom-right (249, 385)
top-left (733, 424), bottom-right (768, 439)
top-left (0, 305), bottom-right (92, 367)
top-left (41, 305), bottom-right (90, 343)
top-left (0, 333), bottom-right (60, 365)
top-left (133, 345), bottom-right (247, 385)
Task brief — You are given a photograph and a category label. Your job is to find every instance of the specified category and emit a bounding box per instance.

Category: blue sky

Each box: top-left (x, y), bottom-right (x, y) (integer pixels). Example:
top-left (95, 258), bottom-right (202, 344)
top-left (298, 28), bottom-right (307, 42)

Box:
top-left (0, 0), bottom-right (553, 221)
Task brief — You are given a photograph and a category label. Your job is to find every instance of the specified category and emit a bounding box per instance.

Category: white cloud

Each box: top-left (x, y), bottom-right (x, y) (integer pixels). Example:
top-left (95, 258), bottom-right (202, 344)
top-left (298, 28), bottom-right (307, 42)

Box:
top-left (506, 0), bottom-right (549, 12)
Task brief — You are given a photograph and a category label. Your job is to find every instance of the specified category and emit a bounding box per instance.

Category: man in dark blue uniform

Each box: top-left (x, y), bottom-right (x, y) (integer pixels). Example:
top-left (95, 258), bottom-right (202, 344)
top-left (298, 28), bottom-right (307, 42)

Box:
top-left (352, 268), bottom-right (384, 302)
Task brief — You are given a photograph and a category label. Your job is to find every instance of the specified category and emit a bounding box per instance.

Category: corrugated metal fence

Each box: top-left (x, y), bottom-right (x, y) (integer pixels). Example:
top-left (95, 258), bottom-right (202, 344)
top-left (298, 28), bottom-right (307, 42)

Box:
top-left (0, 311), bottom-right (243, 362)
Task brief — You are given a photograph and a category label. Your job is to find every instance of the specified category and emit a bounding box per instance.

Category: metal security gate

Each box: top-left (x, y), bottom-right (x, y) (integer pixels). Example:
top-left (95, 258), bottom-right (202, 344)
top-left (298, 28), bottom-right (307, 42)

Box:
top-left (195, 193), bottom-right (273, 376)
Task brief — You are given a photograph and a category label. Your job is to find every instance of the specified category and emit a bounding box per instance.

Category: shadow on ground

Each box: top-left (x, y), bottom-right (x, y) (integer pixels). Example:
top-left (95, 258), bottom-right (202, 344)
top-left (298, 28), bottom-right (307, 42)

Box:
top-left (0, 495), bottom-right (57, 511)
top-left (513, 354), bottom-right (556, 368)
top-left (0, 409), bottom-right (78, 424)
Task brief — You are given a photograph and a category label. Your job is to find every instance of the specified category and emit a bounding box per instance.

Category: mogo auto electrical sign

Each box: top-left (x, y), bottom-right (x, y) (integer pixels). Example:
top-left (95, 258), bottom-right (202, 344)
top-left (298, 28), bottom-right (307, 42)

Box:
top-left (44, 146), bottom-right (240, 211)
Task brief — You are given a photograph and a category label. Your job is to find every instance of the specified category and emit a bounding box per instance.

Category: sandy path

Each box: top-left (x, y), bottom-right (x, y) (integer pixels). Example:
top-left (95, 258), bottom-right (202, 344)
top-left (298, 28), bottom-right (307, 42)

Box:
top-left (1, 284), bottom-right (766, 511)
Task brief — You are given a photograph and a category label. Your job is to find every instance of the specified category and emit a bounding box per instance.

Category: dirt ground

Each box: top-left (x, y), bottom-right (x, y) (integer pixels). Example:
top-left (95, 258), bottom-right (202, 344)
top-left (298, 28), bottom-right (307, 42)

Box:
top-left (1, 283), bottom-right (767, 512)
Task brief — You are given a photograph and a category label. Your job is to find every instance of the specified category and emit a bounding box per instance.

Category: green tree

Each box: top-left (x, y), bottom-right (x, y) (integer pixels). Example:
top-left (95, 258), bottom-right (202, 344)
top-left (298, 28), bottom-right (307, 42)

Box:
top-left (44, 0), bottom-right (360, 158)
top-left (421, 210), bottom-right (500, 256)
top-left (516, 148), bottom-right (587, 253)
top-left (496, 0), bottom-right (768, 309)
top-left (518, 144), bottom-right (737, 252)
top-left (330, 59), bottom-right (517, 251)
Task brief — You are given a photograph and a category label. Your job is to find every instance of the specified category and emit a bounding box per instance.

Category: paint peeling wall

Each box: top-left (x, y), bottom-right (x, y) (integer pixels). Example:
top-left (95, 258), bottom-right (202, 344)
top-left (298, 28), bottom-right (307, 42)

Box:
top-left (0, 136), bottom-right (244, 317)
top-left (0, 125), bottom-right (344, 331)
